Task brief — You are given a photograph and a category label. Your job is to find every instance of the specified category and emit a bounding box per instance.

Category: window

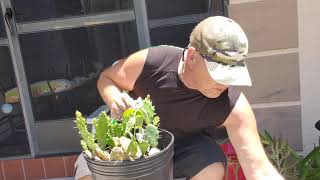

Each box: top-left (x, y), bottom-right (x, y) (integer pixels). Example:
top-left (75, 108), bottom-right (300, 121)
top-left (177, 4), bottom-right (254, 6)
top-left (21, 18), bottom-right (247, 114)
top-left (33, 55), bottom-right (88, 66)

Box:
top-left (150, 23), bottom-right (197, 47)
top-left (146, 0), bottom-right (209, 19)
top-left (13, 0), bottom-right (133, 22)
top-left (0, 8), bottom-right (6, 37)
top-left (0, 47), bottom-right (30, 158)
top-left (19, 21), bottom-right (139, 121)
top-left (0, 0), bottom-right (225, 157)
top-left (147, 0), bottom-right (213, 47)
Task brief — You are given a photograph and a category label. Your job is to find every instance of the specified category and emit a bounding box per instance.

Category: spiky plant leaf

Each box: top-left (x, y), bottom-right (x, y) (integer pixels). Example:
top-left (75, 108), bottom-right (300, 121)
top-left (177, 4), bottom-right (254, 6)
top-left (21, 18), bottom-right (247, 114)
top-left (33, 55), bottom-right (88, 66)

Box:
top-left (93, 114), bottom-right (110, 149)
top-left (153, 116), bottom-right (160, 127)
top-left (75, 111), bottom-right (96, 153)
top-left (145, 124), bottom-right (159, 148)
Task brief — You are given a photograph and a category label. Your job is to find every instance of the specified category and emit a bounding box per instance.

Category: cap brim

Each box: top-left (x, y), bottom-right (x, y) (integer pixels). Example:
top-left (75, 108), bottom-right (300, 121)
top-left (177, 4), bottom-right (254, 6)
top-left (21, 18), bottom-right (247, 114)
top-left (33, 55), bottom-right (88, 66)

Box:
top-left (205, 61), bottom-right (252, 86)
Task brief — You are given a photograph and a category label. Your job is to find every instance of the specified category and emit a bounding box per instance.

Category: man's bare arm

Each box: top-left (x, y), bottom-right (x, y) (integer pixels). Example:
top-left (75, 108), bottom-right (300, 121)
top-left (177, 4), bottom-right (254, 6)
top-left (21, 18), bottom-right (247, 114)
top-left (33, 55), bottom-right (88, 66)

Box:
top-left (97, 49), bottom-right (148, 116)
top-left (223, 93), bottom-right (283, 180)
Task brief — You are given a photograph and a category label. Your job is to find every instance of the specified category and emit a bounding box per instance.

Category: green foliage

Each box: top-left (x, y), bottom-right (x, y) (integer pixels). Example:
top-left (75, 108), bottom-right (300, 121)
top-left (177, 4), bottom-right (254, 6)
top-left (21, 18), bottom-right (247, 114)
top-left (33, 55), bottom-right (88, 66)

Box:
top-left (145, 124), bottom-right (159, 148)
top-left (75, 111), bottom-right (97, 153)
top-left (153, 116), bottom-right (160, 127)
top-left (74, 95), bottom-right (161, 161)
top-left (80, 140), bottom-right (88, 151)
top-left (93, 111), bottom-right (126, 149)
top-left (139, 141), bottom-right (150, 156)
top-left (298, 146), bottom-right (320, 180)
top-left (127, 139), bottom-right (141, 159)
top-left (141, 95), bottom-right (155, 124)
top-left (261, 130), bottom-right (320, 180)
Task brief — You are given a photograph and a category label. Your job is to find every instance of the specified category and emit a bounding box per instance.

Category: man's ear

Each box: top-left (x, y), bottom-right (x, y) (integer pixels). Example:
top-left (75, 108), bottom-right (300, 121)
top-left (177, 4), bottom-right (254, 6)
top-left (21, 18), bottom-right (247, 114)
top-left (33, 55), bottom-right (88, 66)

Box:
top-left (185, 47), bottom-right (196, 70)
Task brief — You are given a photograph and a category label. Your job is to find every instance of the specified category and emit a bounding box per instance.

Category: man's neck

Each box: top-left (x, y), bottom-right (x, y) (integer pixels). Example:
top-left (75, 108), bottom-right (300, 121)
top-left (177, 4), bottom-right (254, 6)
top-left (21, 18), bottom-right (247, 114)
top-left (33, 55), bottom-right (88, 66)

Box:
top-left (178, 59), bottom-right (196, 89)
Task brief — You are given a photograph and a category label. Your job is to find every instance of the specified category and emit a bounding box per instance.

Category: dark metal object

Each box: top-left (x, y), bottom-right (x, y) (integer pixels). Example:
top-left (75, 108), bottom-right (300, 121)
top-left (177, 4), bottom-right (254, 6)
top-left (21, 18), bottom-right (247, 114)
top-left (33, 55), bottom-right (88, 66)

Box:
top-left (223, 0), bottom-right (229, 17)
top-left (315, 120), bottom-right (320, 145)
top-left (315, 120), bottom-right (320, 131)
top-left (4, 8), bottom-right (13, 33)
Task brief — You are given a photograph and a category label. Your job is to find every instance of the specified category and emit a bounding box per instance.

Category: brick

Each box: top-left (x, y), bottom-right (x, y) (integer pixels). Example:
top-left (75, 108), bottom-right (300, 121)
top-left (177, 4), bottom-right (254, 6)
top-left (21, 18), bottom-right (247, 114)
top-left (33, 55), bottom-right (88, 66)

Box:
top-left (0, 161), bottom-right (4, 180)
top-left (23, 158), bottom-right (45, 180)
top-left (64, 155), bottom-right (78, 177)
top-left (3, 159), bottom-right (25, 180)
top-left (43, 157), bottom-right (66, 178)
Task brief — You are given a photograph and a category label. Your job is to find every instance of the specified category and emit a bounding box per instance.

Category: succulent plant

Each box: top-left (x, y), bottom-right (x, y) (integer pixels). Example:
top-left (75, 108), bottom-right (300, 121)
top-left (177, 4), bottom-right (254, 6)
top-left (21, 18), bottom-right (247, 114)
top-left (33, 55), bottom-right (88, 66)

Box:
top-left (75, 95), bottom-right (161, 161)
top-left (260, 131), bottom-right (301, 180)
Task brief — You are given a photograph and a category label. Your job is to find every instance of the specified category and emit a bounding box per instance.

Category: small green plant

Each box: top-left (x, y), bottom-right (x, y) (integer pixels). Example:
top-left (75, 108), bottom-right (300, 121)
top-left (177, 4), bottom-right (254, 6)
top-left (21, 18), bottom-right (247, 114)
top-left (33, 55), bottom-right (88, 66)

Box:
top-left (260, 131), bottom-right (301, 180)
top-left (298, 145), bottom-right (320, 180)
top-left (260, 130), bottom-right (320, 180)
top-left (75, 95), bottom-right (161, 161)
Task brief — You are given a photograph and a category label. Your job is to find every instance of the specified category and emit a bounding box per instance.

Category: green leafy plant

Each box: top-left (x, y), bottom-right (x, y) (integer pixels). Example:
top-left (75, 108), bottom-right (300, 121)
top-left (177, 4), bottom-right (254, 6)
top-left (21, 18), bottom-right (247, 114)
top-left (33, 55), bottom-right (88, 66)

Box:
top-left (75, 95), bottom-right (161, 161)
top-left (260, 131), bottom-right (301, 180)
top-left (298, 145), bottom-right (320, 180)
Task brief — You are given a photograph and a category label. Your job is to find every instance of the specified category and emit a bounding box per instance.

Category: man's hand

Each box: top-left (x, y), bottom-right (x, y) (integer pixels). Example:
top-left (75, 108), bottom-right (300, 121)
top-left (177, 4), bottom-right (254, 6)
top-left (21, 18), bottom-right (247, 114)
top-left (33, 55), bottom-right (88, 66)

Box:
top-left (110, 92), bottom-right (135, 120)
top-left (79, 175), bottom-right (93, 180)
top-left (250, 164), bottom-right (284, 180)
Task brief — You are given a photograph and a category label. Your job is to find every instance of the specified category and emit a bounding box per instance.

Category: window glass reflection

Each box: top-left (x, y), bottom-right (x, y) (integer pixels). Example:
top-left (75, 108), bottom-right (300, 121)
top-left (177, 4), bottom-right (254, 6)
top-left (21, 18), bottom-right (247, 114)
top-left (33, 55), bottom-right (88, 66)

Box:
top-left (0, 8), bottom-right (6, 37)
top-left (13, 0), bottom-right (133, 22)
top-left (0, 47), bottom-right (30, 158)
top-left (146, 0), bottom-right (209, 20)
top-left (150, 23), bottom-right (197, 47)
top-left (18, 21), bottom-right (139, 121)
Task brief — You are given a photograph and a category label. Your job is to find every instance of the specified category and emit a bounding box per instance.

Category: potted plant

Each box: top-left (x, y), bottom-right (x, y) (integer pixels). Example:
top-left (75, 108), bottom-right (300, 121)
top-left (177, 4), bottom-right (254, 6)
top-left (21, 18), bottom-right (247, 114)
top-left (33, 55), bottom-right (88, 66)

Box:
top-left (74, 95), bottom-right (174, 180)
top-left (260, 130), bottom-right (320, 180)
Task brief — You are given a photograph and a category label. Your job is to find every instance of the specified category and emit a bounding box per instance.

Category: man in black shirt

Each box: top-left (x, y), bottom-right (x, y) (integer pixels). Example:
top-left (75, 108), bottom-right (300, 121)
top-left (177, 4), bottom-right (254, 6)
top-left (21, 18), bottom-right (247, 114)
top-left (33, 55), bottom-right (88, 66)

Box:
top-left (77, 16), bottom-right (283, 180)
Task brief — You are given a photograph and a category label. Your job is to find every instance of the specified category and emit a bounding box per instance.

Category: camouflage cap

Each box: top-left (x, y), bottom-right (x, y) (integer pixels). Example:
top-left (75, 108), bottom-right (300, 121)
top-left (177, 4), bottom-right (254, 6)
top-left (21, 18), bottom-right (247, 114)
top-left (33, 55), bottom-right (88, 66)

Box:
top-left (189, 16), bottom-right (252, 86)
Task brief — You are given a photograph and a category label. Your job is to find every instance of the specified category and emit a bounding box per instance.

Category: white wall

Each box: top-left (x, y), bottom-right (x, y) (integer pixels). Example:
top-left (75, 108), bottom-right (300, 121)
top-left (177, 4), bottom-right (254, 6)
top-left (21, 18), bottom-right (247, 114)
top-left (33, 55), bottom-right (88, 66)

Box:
top-left (298, 0), bottom-right (320, 153)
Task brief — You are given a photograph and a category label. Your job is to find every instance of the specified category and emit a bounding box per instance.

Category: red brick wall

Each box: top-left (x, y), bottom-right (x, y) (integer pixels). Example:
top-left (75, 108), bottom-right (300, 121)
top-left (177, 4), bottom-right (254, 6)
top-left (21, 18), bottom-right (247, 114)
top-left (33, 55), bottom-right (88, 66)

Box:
top-left (0, 154), bottom-right (78, 180)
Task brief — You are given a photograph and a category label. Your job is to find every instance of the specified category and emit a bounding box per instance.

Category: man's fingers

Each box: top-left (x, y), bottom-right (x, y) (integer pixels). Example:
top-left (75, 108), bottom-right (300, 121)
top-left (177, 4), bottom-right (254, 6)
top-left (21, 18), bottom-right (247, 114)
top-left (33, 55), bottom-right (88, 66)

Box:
top-left (111, 102), bottom-right (123, 120)
top-left (111, 109), bottom-right (122, 120)
top-left (110, 102), bottom-right (118, 118)
top-left (115, 98), bottom-right (127, 111)
top-left (110, 93), bottom-right (134, 120)
top-left (121, 93), bottom-right (135, 109)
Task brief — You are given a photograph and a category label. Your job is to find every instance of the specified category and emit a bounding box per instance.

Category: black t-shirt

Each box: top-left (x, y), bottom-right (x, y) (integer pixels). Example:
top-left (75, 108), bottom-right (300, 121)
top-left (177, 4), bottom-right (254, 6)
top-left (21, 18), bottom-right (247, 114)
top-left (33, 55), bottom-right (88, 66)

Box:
top-left (130, 45), bottom-right (241, 138)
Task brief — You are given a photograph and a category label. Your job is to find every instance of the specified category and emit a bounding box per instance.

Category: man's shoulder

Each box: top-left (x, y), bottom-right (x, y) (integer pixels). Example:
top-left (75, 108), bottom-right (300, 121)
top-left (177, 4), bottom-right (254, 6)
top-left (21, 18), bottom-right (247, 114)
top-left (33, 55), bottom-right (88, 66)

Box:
top-left (148, 45), bottom-right (184, 60)
top-left (149, 45), bottom-right (183, 53)
top-left (145, 45), bottom-right (183, 72)
top-left (225, 92), bottom-right (254, 123)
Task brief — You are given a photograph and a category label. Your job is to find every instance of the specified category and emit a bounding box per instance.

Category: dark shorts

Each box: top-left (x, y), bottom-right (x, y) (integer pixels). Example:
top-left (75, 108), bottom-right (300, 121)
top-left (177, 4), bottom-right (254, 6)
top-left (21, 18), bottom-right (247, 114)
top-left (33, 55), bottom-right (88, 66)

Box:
top-left (173, 132), bottom-right (227, 179)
